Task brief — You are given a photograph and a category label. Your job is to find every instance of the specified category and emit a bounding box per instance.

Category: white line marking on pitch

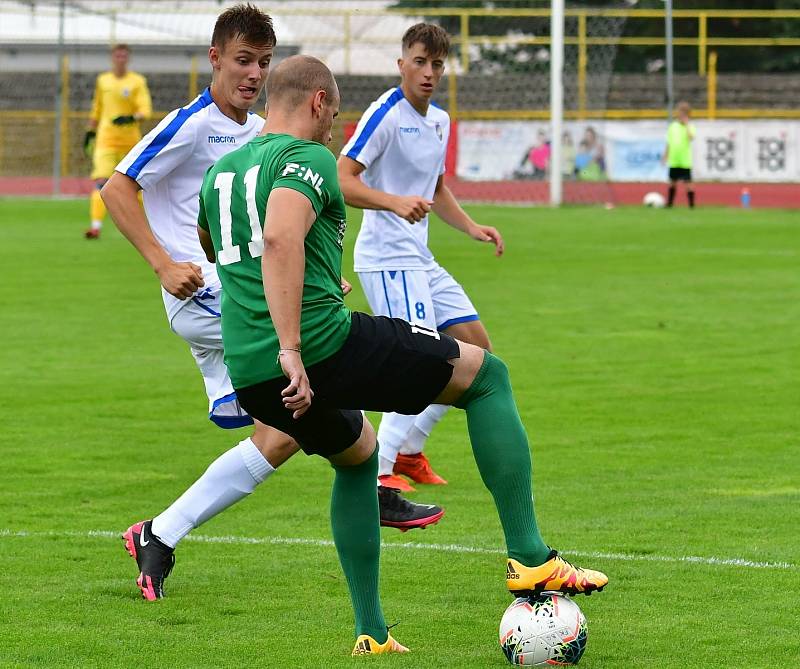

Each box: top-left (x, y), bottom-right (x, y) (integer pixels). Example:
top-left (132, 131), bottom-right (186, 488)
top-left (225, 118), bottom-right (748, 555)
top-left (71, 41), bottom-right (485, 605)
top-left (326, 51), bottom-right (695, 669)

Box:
top-left (0, 528), bottom-right (795, 571)
top-left (599, 245), bottom-right (798, 258)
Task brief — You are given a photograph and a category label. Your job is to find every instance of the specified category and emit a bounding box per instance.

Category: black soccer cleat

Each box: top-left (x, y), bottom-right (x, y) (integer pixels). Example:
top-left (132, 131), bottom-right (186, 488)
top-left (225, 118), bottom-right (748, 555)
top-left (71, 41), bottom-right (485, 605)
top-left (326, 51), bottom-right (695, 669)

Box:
top-left (121, 519), bottom-right (175, 601)
top-left (378, 485), bottom-right (444, 531)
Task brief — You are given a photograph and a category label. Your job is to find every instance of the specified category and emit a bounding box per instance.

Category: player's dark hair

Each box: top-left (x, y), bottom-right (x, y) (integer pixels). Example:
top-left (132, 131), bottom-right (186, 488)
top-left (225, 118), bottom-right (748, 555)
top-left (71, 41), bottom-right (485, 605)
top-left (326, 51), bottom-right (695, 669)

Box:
top-left (111, 43), bottom-right (130, 53)
top-left (212, 3), bottom-right (276, 51)
top-left (402, 23), bottom-right (450, 58)
top-left (266, 55), bottom-right (338, 109)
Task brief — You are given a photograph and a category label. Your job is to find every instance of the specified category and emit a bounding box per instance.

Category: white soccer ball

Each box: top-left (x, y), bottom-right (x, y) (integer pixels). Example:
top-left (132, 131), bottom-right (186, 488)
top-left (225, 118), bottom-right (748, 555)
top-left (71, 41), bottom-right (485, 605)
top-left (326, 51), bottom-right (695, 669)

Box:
top-left (643, 191), bottom-right (666, 208)
top-left (499, 593), bottom-right (588, 666)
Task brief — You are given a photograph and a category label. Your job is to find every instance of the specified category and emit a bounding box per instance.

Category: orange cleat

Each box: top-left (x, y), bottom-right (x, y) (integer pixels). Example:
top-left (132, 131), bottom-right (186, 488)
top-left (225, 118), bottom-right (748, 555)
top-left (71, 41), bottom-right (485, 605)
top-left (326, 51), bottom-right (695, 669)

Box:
top-left (394, 452), bottom-right (447, 485)
top-left (506, 550), bottom-right (608, 597)
top-left (378, 473), bottom-right (415, 492)
top-left (84, 228), bottom-right (100, 239)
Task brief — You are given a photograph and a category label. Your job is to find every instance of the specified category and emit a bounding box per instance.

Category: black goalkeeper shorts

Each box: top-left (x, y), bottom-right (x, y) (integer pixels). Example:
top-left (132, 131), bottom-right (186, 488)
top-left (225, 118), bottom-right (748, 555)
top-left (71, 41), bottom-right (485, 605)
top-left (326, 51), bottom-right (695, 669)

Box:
top-left (669, 167), bottom-right (692, 182)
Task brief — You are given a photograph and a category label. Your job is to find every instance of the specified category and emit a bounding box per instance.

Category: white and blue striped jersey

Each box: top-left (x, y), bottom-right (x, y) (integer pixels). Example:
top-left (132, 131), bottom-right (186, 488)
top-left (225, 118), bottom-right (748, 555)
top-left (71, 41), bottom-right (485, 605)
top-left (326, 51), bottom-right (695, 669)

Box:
top-left (116, 88), bottom-right (264, 322)
top-left (341, 87), bottom-right (450, 272)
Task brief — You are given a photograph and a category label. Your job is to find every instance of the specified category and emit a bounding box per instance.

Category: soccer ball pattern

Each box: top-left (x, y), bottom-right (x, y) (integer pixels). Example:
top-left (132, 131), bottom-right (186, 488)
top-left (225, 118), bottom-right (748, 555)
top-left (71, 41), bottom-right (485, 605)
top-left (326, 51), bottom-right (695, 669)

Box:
top-left (499, 593), bottom-right (588, 666)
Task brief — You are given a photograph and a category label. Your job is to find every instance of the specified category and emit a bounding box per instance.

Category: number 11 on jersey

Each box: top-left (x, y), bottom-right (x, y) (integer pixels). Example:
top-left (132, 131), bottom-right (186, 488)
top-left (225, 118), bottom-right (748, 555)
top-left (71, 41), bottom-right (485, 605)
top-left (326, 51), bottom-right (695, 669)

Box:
top-left (214, 164), bottom-right (264, 266)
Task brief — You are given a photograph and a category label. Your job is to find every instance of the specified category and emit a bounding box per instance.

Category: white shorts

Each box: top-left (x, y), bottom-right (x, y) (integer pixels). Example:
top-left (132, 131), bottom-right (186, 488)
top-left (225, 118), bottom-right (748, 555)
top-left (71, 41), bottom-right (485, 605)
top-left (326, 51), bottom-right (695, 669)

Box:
top-left (357, 264), bottom-right (479, 331)
top-left (169, 292), bottom-right (252, 430)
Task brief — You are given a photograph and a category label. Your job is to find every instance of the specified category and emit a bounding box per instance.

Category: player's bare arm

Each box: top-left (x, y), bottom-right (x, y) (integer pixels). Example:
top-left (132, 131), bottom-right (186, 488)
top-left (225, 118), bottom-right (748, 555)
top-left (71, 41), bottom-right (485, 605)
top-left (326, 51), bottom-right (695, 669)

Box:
top-left (337, 154), bottom-right (432, 223)
top-left (197, 225), bottom-right (215, 263)
top-left (262, 187), bottom-right (316, 418)
top-left (432, 175), bottom-right (504, 256)
top-left (101, 172), bottom-right (204, 298)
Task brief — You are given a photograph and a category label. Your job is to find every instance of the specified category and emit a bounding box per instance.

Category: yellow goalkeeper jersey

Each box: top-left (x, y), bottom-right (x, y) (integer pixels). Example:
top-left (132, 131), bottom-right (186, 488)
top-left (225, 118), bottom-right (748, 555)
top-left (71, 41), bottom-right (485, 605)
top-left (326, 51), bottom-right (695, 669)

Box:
top-left (90, 71), bottom-right (152, 150)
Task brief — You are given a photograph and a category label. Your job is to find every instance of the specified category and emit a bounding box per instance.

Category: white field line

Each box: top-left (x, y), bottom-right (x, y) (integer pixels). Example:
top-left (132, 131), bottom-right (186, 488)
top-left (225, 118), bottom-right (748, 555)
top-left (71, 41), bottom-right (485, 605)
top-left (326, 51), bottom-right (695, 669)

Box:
top-left (0, 528), bottom-right (795, 571)
top-left (587, 244), bottom-right (798, 258)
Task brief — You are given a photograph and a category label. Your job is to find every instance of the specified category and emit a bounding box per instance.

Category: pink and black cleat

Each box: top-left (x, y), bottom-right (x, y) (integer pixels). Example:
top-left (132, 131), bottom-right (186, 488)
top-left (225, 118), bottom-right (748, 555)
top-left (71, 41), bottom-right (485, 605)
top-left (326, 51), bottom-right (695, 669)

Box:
top-left (121, 520), bottom-right (175, 601)
top-left (378, 486), bottom-right (445, 532)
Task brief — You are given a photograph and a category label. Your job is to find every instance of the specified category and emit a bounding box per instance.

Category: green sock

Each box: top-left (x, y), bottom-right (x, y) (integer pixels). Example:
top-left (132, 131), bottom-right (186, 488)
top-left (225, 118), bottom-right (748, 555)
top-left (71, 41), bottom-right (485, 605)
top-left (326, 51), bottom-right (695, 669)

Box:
top-left (330, 448), bottom-right (388, 643)
top-left (454, 351), bottom-right (551, 566)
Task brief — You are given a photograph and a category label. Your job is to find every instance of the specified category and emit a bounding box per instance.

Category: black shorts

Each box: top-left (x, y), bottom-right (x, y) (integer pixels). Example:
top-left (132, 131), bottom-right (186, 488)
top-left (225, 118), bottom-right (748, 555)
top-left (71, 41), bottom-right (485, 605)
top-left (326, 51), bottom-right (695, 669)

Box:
top-left (235, 312), bottom-right (461, 457)
top-left (669, 167), bottom-right (692, 182)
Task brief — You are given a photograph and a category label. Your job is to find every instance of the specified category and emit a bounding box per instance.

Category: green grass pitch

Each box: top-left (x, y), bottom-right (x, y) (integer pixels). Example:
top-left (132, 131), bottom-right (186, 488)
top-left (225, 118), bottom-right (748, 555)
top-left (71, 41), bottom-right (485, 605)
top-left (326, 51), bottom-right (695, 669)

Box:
top-left (1, 198), bottom-right (798, 668)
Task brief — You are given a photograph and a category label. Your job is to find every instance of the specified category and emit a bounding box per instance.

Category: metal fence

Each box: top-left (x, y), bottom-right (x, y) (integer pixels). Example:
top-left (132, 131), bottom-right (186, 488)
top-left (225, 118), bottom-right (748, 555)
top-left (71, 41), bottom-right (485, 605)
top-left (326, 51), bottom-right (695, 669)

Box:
top-left (1, 4), bottom-right (799, 189)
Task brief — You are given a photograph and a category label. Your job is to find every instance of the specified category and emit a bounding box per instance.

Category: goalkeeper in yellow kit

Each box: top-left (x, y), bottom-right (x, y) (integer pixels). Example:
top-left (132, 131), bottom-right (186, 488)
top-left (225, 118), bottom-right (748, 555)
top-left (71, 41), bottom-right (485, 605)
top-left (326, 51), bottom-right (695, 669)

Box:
top-left (84, 44), bottom-right (152, 239)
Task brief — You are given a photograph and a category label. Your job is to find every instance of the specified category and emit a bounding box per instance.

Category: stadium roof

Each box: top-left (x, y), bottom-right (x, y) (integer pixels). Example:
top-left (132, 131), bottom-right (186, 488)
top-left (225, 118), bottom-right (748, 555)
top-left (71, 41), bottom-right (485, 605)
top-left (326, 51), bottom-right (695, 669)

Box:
top-left (0, 0), bottom-right (424, 74)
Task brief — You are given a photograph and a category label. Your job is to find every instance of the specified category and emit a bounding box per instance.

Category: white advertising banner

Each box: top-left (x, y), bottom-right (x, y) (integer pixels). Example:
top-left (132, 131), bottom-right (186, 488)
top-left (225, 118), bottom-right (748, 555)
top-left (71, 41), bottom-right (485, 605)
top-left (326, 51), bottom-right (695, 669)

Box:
top-left (743, 122), bottom-right (797, 182)
top-left (457, 119), bottom-right (800, 182)
top-left (692, 122), bottom-right (746, 181)
top-left (604, 121), bottom-right (667, 181)
top-left (457, 121), bottom-right (613, 182)
top-left (456, 121), bottom-right (542, 181)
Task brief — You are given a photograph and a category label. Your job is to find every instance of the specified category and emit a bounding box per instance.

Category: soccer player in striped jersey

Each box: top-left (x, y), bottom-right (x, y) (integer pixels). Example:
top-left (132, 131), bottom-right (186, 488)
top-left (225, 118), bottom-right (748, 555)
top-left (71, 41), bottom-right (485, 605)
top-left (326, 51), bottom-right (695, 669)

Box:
top-left (101, 4), bottom-right (440, 602)
top-left (338, 24), bottom-right (504, 491)
top-left (84, 44), bottom-right (151, 239)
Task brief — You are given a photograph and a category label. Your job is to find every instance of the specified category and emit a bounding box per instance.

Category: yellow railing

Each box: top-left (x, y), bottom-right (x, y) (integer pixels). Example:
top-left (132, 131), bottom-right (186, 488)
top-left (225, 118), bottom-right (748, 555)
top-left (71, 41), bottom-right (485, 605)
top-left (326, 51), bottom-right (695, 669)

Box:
top-left (3, 6), bottom-right (800, 181)
top-left (378, 7), bottom-right (800, 75)
top-left (340, 7), bottom-right (800, 120)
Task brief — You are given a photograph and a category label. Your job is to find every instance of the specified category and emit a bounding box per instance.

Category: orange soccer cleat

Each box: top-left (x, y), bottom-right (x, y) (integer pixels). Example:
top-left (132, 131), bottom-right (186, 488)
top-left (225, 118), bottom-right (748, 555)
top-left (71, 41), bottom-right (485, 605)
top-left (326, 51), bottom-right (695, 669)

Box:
top-left (378, 473), bottom-right (415, 492)
top-left (394, 452), bottom-right (447, 485)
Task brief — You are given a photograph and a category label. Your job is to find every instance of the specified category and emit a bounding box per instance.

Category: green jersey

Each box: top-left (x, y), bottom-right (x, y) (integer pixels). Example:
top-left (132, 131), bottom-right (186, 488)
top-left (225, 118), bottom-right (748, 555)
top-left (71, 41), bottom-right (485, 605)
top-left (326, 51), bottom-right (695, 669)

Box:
top-left (667, 120), bottom-right (695, 169)
top-left (198, 133), bottom-right (351, 388)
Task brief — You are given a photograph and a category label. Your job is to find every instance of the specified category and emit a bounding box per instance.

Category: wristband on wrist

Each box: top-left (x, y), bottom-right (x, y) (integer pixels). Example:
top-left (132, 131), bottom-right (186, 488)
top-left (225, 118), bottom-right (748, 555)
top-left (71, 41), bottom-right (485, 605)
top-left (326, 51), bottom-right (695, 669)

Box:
top-left (276, 347), bottom-right (301, 363)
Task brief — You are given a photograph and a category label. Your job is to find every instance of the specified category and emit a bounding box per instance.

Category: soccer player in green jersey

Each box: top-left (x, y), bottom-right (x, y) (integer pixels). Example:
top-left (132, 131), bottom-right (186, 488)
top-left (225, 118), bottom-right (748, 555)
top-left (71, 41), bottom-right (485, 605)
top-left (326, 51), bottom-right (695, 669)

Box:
top-left (103, 5), bottom-right (440, 605)
top-left (197, 55), bottom-right (609, 656)
top-left (665, 100), bottom-right (696, 208)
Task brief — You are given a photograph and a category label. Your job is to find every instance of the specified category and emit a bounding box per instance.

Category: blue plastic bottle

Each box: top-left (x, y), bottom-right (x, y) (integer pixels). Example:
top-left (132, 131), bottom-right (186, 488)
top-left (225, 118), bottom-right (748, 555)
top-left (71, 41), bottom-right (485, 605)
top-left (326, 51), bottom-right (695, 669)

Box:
top-left (740, 188), bottom-right (751, 208)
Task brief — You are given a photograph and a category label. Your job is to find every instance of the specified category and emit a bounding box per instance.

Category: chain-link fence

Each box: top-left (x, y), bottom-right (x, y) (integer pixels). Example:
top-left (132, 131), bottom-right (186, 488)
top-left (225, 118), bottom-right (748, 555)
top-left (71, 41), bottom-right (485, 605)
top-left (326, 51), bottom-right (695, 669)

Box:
top-left (2, 1), bottom-right (798, 200)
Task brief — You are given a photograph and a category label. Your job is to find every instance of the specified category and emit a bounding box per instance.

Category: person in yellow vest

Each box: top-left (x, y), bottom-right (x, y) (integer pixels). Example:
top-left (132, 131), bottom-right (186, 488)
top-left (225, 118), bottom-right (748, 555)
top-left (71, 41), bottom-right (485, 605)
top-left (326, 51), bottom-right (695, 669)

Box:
top-left (84, 44), bottom-right (152, 239)
top-left (664, 100), bottom-right (696, 208)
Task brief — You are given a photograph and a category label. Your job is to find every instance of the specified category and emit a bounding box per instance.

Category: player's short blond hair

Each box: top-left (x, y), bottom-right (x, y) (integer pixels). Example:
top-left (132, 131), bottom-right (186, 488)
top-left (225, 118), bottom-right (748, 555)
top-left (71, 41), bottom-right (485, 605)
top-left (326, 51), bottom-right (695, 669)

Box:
top-left (111, 43), bottom-right (130, 53)
top-left (266, 55), bottom-right (338, 109)
top-left (676, 100), bottom-right (691, 115)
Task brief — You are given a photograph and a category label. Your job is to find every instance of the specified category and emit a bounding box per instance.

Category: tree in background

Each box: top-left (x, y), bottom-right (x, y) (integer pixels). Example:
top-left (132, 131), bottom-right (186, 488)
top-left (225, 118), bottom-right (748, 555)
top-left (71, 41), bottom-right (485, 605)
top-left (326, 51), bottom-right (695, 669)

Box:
top-left (391, 0), bottom-right (800, 73)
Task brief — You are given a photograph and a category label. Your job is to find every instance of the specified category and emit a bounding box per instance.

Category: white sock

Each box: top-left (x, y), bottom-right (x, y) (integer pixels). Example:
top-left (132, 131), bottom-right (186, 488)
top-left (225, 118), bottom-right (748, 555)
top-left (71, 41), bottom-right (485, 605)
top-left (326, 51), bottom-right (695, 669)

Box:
top-left (376, 412), bottom-right (417, 476)
top-left (378, 456), bottom-right (395, 478)
top-left (400, 405), bottom-right (450, 455)
top-left (151, 438), bottom-right (275, 548)
top-left (91, 220), bottom-right (102, 230)
top-left (399, 427), bottom-right (426, 456)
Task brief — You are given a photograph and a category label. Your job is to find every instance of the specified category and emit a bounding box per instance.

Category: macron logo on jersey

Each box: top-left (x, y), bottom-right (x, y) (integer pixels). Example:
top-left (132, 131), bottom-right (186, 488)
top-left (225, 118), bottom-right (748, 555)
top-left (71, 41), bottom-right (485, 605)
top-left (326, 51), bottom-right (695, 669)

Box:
top-left (281, 162), bottom-right (324, 196)
top-left (399, 127), bottom-right (420, 135)
top-left (208, 135), bottom-right (236, 144)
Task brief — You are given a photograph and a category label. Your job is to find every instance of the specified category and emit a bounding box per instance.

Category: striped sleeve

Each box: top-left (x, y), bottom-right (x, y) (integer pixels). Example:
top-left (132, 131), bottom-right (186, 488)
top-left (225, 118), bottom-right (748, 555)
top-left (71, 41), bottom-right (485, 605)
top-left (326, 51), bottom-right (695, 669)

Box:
top-left (115, 89), bottom-right (212, 188)
top-left (341, 88), bottom-right (403, 169)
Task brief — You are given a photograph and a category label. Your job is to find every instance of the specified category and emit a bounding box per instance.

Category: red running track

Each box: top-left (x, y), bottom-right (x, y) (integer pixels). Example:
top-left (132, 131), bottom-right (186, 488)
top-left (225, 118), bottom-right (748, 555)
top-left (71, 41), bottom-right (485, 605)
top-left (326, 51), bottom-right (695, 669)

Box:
top-left (1, 176), bottom-right (798, 208)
